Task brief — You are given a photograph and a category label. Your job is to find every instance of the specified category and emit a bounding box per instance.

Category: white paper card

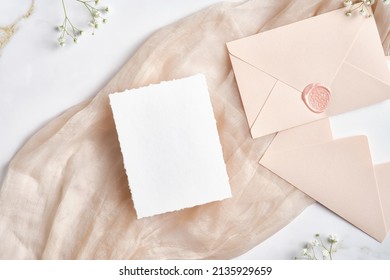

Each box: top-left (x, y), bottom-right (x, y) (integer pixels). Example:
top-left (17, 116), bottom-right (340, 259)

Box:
top-left (109, 74), bottom-right (231, 218)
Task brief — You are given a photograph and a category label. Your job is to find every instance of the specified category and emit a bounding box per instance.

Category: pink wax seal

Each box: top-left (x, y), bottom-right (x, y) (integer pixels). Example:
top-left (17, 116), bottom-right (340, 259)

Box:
top-left (302, 83), bottom-right (331, 113)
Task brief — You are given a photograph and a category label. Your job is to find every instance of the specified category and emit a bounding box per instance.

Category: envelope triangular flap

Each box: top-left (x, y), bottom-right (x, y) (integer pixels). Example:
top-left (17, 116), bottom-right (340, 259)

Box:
top-left (227, 8), bottom-right (365, 91)
top-left (229, 55), bottom-right (277, 127)
top-left (260, 136), bottom-right (387, 241)
top-left (250, 81), bottom-right (326, 137)
top-left (328, 62), bottom-right (390, 115)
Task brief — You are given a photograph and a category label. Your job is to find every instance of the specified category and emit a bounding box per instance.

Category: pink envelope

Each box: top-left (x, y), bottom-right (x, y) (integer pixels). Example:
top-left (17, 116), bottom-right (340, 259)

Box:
top-left (227, 7), bottom-right (390, 138)
top-left (260, 118), bottom-right (390, 241)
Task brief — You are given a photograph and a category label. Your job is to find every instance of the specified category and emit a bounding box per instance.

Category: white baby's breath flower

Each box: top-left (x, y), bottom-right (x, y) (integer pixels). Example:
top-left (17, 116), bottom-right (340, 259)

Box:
top-left (89, 20), bottom-right (97, 28)
top-left (92, 10), bottom-right (101, 18)
top-left (311, 240), bottom-right (319, 247)
top-left (322, 249), bottom-right (330, 258)
top-left (344, 0), bottom-right (353, 6)
top-left (302, 248), bottom-right (308, 256)
top-left (58, 37), bottom-right (66, 46)
top-left (359, 8), bottom-right (367, 15)
top-left (328, 234), bottom-right (338, 244)
top-left (344, 0), bottom-right (389, 18)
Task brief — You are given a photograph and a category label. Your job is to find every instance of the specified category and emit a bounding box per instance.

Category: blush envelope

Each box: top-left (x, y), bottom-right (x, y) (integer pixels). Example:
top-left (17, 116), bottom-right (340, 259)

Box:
top-left (260, 119), bottom-right (390, 242)
top-left (227, 7), bottom-right (390, 138)
top-left (109, 74), bottom-right (231, 219)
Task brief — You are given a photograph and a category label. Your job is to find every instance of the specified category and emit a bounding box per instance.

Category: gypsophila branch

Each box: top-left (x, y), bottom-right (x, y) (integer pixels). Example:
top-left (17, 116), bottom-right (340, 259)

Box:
top-left (295, 233), bottom-right (340, 260)
top-left (344, 0), bottom-right (390, 17)
top-left (57, 0), bottom-right (109, 47)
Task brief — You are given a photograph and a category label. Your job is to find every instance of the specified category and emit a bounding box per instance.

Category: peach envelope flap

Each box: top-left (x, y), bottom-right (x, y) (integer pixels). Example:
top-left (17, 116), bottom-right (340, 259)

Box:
top-left (227, 7), bottom-right (390, 139)
top-left (260, 119), bottom-right (390, 241)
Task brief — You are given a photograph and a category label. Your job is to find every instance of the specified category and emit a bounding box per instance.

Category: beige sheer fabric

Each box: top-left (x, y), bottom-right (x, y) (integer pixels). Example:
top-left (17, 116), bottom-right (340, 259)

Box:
top-left (0, 0), bottom-right (388, 259)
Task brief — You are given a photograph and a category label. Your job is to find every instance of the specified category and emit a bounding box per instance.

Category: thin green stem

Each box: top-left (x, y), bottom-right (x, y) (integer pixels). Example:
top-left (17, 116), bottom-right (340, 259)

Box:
top-left (318, 236), bottom-right (326, 249)
top-left (349, 2), bottom-right (364, 12)
top-left (75, 0), bottom-right (102, 34)
top-left (329, 243), bottom-right (333, 260)
top-left (311, 247), bottom-right (318, 260)
top-left (77, 0), bottom-right (95, 16)
top-left (60, 0), bottom-right (82, 39)
top-left (61, 0), bottom-right (67, 17)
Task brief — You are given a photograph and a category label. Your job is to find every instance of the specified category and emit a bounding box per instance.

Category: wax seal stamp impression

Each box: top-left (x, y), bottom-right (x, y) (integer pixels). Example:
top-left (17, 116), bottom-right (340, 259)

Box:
top-left (302, 83), bottom-right (331, 113)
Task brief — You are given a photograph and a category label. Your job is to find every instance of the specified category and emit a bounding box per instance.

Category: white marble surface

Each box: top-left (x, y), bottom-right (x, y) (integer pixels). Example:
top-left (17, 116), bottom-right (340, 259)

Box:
top-left (1, 0), bottom-right (389, 259)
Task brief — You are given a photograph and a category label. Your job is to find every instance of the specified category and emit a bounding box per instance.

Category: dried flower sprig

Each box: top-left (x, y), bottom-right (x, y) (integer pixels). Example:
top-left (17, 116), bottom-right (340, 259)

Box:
top-left (0, 0), bottom-right (35, 53)
top-left (344, 0), bottom-right (390, 17)
top-left (57, 0), bottom-right (109, 47)
top-left (295, 233), bottom-right (339, 260)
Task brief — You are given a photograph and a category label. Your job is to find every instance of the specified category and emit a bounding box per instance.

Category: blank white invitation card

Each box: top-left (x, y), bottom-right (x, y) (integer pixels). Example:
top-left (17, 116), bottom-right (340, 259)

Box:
top-left (109, 74), bottom-right (231, 218)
